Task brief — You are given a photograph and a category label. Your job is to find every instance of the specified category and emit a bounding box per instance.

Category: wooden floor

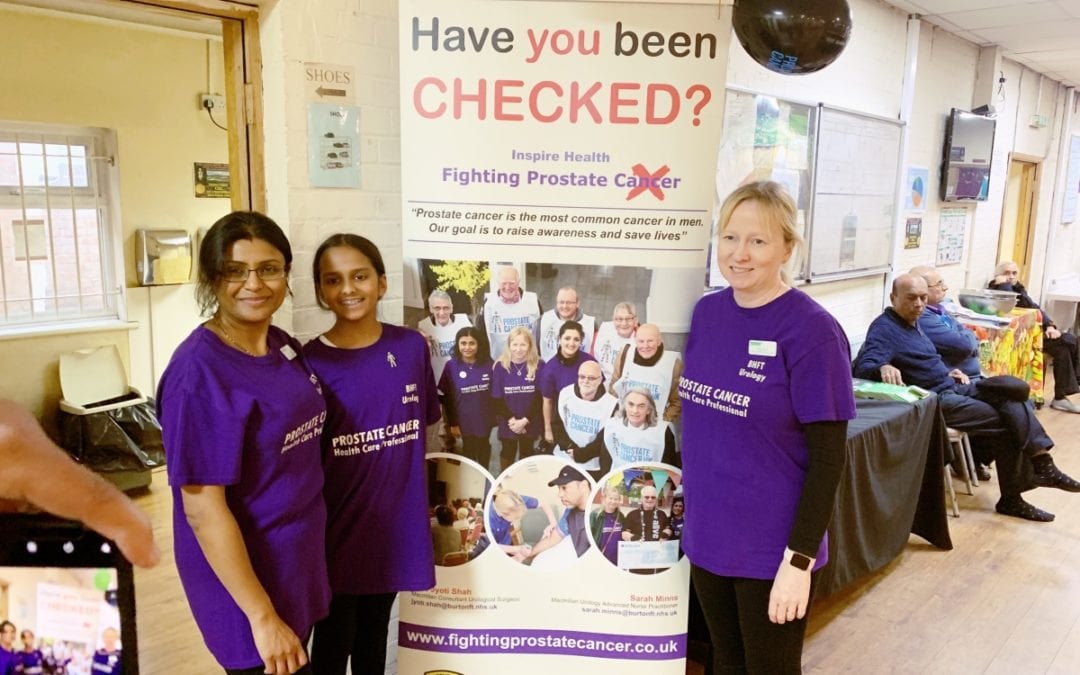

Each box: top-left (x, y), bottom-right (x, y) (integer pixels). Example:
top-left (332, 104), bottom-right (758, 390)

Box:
top-left (133, 398), bottom-right (1080, 674)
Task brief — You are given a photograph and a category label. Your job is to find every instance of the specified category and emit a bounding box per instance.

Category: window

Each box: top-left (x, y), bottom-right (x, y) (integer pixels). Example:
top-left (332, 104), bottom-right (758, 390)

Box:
top-left (0, 122), bottom-right (123, 332)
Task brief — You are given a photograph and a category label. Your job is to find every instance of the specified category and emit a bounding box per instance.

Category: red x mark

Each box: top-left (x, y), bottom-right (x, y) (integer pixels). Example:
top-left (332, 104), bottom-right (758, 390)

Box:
top-left (626, 164), bottom-right (670, 201)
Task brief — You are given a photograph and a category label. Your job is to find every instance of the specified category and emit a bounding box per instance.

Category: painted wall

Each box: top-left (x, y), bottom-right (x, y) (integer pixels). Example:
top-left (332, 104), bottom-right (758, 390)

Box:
top-left (0, 7), bottom-right (227, 424)
top-left (721, 1), bottom-right (1080, 346)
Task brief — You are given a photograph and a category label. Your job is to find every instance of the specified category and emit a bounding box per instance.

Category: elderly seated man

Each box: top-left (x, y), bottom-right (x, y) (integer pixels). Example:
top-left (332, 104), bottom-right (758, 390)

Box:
top-left (989, 260), bottom-right (1080, 414)
top-left (910, 265), bottom-right (991, 481)
top-left (854, 274), bottom-right (1080, 521)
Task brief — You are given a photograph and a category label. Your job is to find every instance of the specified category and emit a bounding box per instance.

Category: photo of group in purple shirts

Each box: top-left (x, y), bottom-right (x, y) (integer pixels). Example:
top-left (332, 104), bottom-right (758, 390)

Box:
top-left (409, 259), bottom-right (690, 486)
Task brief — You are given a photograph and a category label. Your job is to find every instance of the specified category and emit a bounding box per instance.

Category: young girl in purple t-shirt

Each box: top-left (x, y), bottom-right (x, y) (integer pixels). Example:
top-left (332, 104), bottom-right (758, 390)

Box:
top-left (438, 326), bottom-right (497, 472)
top-left (491, 326), bottom-right (545, 472)
top-left (304, 234), bottom-right (441, 675)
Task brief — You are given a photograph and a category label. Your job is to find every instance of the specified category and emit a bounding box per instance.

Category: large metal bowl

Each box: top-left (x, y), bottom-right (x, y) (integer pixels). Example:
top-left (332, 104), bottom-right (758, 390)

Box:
top-left (957, 289), bottom-right (1019, 316)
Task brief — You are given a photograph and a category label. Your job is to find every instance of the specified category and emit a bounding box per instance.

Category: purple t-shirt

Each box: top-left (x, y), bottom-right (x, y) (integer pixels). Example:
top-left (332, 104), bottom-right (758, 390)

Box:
top-left (158, 325), bottom-right (330, 669)
top-left (490, 494), bottom-right (539, 545)
top-left (1, 648), bottom-right (16, 675)
top-left (16, 649), bottom-right (44, 674)
top-left (304, 323), bottom-right (441, 595)
top-left (491, 359), bottom-right (545, 438)
top-left (679, 288), bottom-right (855, 579)
top-left (90, 649), bottom-right (120, 675)
top-left (539, 351), bottom-right (598, 398)
top-left (438, 357), bottom-right (496, 438)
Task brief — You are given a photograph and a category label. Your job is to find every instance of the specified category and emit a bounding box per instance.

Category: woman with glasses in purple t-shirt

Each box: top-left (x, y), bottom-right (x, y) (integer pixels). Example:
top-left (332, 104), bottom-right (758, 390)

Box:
top-left (303, 234), bottom-right (441, 675)
top-left (158, 212), bottom-right (330, 675)
top-left (680, 182), bottom-right (855, 673)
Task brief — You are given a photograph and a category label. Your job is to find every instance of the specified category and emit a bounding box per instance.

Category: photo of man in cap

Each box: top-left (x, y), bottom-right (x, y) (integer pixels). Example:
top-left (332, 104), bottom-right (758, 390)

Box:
top-left (530, 464), bottom-right (593, 558)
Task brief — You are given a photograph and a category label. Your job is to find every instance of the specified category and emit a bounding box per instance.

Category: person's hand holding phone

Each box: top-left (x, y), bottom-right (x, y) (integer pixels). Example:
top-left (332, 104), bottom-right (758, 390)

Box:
top-left (0, 398), bottom-right (159, 568)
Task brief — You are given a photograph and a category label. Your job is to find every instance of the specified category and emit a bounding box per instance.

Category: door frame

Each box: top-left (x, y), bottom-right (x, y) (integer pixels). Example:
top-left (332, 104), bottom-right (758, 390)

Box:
top-left (999, 152), bottom-right (1041, 284)
top-left (108, 0), bottom-right (266, 211)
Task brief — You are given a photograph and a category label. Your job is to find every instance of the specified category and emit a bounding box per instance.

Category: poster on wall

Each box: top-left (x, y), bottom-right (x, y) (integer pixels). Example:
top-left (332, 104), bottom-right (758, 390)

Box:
top-left (308, 103), bottom-right (360, 188)
top-left (398, 1), bottom-right (727, 672)
top-left (904, 166), bottom-right (928, 213)
top-left (936, 206), bottom-right (967, 265)
top-left (904, 217), bottom-right (922, 249)
top-left (1063, 135), bottom-right (1080, 224)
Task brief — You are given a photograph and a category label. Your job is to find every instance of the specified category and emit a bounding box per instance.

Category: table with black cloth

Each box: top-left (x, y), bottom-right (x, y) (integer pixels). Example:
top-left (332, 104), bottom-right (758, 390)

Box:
top-left (816, 395), bottom-right (953, 597)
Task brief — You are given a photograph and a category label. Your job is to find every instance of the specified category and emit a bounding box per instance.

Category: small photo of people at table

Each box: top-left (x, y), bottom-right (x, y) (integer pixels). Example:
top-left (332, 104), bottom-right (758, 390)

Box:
top-left (0, 566), bottom-right (124, 675)
top-left (426, 453), bottom-right (493, 567)
top-left (485, 455), bottom-right (596, 570)
top-left (588, 465), bottom-right (684, 575)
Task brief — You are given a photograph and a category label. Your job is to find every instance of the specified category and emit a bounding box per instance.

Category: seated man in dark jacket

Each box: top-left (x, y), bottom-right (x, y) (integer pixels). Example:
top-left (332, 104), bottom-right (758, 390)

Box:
top-left (854, 274), bottom-right (1080, 521)
top-left (989, 260), bottom-right (1080, 413)
top-left (911, 265), bottom-right (990, 481)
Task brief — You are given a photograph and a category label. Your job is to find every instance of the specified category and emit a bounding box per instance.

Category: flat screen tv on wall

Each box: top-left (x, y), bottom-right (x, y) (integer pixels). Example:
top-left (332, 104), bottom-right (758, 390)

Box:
top-left (940, 108), bottom-right (996, 202)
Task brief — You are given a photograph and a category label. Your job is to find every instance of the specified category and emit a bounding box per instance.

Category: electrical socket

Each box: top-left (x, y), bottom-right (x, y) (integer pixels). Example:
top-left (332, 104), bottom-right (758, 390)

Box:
top-left (199, 94), bottom-right (226, 111)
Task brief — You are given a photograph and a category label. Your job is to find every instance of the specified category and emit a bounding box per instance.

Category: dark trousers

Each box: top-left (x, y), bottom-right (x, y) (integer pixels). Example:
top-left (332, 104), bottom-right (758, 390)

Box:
top-left (499, 435), bottom-right (536, 470)
top-left (691, 565), bottom-right (813, 674)
top-left (938, 385), bottom-right (1051, 496)
top-left (228, 667), bottom-right (312, 675)
top-left (311, 592), bottom-right (397, 675)
top-left (1045, 332), bottom-right (1080, 399)
top-left (461, 434), bottom-right (492, 472)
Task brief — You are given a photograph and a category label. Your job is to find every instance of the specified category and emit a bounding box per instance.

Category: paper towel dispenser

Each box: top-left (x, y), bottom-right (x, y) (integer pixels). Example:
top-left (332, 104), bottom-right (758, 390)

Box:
top-left (137, 229), bottom-right (192, 285)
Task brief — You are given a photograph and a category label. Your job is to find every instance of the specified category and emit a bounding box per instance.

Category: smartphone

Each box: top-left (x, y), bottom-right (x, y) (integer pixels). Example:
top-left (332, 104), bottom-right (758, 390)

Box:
top-left (0, 513), bottom-right (138, 675)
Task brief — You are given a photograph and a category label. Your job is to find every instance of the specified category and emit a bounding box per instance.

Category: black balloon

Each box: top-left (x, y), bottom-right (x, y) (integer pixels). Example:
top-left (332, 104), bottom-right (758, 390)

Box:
top-left (733, 0), bottom-right (852, 75)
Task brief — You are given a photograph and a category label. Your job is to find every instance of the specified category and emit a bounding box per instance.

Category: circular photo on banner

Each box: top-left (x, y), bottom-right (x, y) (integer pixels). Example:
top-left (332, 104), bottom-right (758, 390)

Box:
top-left (426, 452), bottom-right (495, 567)
top-left (588, 464), bottom-right (684, 575)
top-left (486, 455), bottom-right (596, 570)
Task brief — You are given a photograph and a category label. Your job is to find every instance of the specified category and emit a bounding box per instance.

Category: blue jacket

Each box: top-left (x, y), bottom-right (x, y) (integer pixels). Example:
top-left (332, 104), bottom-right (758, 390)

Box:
top-left (918, 304), bottom-right (981, 377)
top-left (853, 308), bottom-right (958, 392)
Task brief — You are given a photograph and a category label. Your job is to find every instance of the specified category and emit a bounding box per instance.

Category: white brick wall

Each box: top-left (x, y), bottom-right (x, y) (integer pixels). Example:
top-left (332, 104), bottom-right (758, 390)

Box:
top-left (262, 0), bottom-right (404, 346)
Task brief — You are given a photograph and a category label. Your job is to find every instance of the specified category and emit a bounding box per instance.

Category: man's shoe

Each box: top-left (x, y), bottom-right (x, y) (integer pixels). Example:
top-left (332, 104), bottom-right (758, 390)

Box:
top-left (996, 496), bottom-right (1055, 522)
top-left (1034, 464), bottom-right (1080, 492)
top-left (1049, 398), bottom-right (1080, 413)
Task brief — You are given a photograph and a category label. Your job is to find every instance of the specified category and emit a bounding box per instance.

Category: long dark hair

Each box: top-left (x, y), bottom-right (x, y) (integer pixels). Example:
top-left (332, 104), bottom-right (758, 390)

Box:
top-left (311, 233), bottom-right (387, 310)
top-left (195, 211), bottom-right (292, 316)
top-left (452, 326), bottom-right (491, 363)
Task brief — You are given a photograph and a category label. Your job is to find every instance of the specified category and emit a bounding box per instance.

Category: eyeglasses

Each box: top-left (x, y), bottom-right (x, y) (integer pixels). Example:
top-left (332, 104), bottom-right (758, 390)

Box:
top-left (642, 495), bottom-right (657, 500)
top-left (614, 316), bottom-right (636, 322)
top-left (221, 263), bottom-right (286, 282)
top-left (578, 375), bottom-right (602, 382)
top-left (928, 281), bottom-right (948, 290)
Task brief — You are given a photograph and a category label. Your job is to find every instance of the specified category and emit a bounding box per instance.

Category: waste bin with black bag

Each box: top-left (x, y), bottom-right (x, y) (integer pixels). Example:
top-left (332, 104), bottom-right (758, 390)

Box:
top-left (55, 346), bottom-right (164, 492)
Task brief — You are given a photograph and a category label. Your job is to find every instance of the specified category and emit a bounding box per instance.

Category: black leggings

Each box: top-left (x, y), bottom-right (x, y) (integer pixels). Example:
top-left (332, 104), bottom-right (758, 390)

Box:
top-left (310, 592), bottom-right (397, 675)
top-left (499, 435), bottom-right (536, 469)
top-left (461, 434), bottom-right (492, 471)
top-left (691, 564), bottom-right (816, 675)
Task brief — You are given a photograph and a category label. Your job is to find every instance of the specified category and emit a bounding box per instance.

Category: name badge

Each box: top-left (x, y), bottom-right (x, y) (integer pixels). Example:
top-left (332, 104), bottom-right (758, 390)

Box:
top-left (280, 344), bottom-right (297, 360)
top-left (748, 340), bottom-right (777, 357)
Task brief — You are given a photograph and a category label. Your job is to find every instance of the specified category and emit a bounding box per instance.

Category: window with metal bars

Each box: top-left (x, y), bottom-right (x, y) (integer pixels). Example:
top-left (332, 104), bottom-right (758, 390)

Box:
top-left (0, 122), bottom-right (123, 333)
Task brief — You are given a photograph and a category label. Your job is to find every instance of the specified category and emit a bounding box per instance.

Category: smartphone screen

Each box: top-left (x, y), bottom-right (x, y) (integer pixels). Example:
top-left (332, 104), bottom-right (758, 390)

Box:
top-left (0, 514), bottom-right (138, 675)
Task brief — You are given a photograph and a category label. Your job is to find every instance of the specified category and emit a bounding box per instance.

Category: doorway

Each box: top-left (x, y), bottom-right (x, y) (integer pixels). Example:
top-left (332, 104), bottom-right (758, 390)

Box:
top-left (998, 156), bottom-right (1040, 284)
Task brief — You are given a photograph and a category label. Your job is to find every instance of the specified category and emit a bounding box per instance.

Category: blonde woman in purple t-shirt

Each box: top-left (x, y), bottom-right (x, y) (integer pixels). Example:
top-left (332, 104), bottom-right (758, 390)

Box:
top-left (681, 182), bottom-right (855, 673)
top-left (492, 326), bottom-right (545, 472)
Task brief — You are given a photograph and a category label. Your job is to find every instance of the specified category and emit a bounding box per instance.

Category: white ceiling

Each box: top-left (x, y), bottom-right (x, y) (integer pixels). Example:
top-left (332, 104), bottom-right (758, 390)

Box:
top-left (884, 0), bottom-right (1080, 87)
top-left (5, 1), bottom-right (1079, 87)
